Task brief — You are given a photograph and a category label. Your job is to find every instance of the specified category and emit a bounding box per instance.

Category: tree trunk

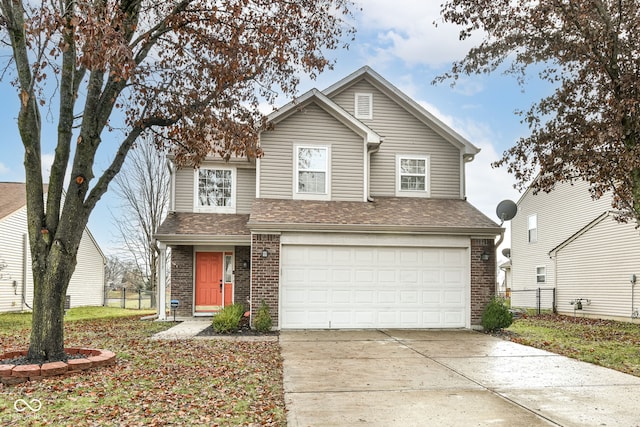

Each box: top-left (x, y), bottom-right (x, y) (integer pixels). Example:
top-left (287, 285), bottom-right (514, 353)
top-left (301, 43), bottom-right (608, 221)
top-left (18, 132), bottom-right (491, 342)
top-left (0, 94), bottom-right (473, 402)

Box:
top-left (27, 242), bottom-right (77, 363)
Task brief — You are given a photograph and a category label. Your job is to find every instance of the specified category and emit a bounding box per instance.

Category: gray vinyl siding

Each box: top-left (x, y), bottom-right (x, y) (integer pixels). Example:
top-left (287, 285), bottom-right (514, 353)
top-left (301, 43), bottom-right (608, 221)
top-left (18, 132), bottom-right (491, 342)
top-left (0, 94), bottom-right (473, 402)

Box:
top-left (173, 162), bottom-right (256, 214)
top-left (510, 180), bottom-right (611, 308)
top-left (236, 168), bottom-right (256, 214)
top-left (555, 217), bottom-right (640, 319)
top-left (0, 209), bottom-right (27, 311)
top-left (0, 207), bottom-right (104, 312)
top-left (330, 80), bottom-right (461, 199)
top-left (260, 102), bottom-right (365, 201)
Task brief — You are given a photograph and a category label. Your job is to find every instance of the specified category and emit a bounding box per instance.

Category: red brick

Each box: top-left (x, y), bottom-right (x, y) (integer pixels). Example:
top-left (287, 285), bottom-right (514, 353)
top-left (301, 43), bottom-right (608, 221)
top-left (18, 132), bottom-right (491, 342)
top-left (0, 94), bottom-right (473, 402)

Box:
top-left (41, 361), bottom-right (68, 377)
top-left (12, 364), bottom-right (40, 378)
top-left (67, 358), bottom-right (92, 371)
top-left (0, 364), bottom-right (15, 377)
top-left (87, 355), bottom-right (112, 367)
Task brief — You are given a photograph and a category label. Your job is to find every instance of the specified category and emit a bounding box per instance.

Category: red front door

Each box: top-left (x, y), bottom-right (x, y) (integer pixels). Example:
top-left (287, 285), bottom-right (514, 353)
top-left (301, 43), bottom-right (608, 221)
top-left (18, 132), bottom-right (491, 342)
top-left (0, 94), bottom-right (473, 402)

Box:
top-left (195, 252), bottom-right (223, 312)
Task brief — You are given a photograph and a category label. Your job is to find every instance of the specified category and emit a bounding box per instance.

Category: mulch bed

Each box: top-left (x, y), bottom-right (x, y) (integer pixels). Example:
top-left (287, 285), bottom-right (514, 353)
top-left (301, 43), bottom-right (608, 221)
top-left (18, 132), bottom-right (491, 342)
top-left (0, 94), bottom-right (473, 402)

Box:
top-left (1, 352), bottom-right (87, 366)
top-left (196, 316), bottom-right (278, 337)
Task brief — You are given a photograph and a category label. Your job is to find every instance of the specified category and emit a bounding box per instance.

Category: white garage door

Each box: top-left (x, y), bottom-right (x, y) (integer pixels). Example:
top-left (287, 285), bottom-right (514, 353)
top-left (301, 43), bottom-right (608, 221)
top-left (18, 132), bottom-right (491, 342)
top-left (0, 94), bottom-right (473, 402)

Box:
top-left (280, 245), bottom-right (468, 329)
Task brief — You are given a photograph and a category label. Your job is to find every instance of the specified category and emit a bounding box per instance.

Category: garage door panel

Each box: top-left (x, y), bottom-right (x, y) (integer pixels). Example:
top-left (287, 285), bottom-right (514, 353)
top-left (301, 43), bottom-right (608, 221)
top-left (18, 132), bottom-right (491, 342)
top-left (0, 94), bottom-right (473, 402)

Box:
top-left (281, 245), bottom-right (468, 329)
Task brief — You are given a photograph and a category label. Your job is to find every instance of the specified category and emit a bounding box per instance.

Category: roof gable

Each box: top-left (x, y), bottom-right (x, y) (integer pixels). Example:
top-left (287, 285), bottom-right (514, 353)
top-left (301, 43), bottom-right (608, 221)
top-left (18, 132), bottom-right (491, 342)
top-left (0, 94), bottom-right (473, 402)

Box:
top-left (322, 66), bottom-right (480, 157)
top-left (267, 88), bottom-right (382, 145)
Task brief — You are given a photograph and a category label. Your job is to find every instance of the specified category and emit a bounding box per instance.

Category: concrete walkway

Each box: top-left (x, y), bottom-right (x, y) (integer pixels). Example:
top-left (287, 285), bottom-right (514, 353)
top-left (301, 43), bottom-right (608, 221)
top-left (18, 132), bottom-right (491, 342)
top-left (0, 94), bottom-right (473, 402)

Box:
top-left (281, 330), bottom-right (640, 426)
top-left (151, 318), bottom-right (211, 340)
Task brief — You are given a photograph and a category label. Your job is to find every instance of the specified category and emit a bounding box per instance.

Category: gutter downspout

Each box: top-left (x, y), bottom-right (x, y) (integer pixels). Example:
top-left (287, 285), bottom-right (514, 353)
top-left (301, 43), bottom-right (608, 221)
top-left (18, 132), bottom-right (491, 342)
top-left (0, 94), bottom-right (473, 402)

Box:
top-left (367, 142), bottom-right (382, 202)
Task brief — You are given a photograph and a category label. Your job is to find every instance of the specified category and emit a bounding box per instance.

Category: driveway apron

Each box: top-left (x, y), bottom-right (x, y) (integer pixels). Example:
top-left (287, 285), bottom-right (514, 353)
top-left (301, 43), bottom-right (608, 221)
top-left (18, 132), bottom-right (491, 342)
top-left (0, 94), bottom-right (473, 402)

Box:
top-left (280, 330), bottom-right (640, 426)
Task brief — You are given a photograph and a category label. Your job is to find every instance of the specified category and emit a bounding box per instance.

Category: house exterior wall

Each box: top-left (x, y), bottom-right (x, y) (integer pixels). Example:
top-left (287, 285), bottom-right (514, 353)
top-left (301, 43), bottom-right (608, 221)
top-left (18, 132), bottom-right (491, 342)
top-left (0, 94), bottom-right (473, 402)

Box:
top-left (555, 217), bottom-right (640, 320)
top-left (470, 238), bottom-right (496, 327)
top-left (0, 209), bottom-right (27, 311)
top-left (173, 161), bottom-right (256, 214)
top-left (250, 234), bottom-right (281, 328)
top-left (510, 180), bottom-right (610, 308)
top-left (233, 246), bottom-right (251, 309)
top-left (170, 245), bottom-right (194, 317)
top-left (329, 80), bottom-right (462, 199)
top-left (259, 103), bottom-right (365, 201)
top-left (0, 207), bottom-right (104, 312)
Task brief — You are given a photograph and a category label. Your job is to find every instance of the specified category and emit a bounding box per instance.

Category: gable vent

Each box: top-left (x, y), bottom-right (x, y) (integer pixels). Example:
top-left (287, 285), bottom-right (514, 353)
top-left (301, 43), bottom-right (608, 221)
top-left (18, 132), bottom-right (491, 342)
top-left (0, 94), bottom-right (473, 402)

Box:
top-left (355, 93), bottom-right (373, 120)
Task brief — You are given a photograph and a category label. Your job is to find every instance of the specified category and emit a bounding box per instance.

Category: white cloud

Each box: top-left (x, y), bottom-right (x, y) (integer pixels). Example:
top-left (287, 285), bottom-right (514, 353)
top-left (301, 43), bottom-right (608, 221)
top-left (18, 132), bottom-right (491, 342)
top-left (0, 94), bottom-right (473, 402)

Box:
top-left (0, 162), bottom-right (9, 175)
top-left (355, 0), bottom-right (483, 68)
top-left (41, 153), bottom-right (55, 183)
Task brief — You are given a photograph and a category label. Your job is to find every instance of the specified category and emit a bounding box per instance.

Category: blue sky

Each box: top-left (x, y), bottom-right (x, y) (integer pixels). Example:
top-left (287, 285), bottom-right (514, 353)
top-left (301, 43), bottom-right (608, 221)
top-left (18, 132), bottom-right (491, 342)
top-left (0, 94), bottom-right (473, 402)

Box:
top-left (0, 1), bottom-right (551, 257)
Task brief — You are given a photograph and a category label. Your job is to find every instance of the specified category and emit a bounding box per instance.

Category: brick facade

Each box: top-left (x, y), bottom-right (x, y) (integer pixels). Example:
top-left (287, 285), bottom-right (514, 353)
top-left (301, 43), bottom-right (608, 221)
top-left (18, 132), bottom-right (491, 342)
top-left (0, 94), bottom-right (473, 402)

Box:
top-left (170, 245), bottom-right (194, 317)
top-left (470, 238), bottom-right (497, 327)
top-left (250, 234), bottom-right (280, 328)
top-left (233, 246), bottom-right (251, 310)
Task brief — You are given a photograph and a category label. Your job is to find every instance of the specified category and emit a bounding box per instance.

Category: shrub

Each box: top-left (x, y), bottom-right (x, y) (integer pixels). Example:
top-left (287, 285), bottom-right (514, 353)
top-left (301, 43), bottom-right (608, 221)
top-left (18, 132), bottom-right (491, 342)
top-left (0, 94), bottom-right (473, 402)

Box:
top-left (212, 303), bottom-right (245, 333)
top-left (481, 296), bottom-right (513, 332)
top-left (253, 301), bottom-right (272, 333)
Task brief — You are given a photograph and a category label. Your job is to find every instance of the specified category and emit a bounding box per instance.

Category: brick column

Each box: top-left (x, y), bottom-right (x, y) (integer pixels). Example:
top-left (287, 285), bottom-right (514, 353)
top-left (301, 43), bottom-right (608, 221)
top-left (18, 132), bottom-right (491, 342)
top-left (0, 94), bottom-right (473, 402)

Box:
top-left (251, 234), bottom-right (280, 328)
top-left (170, 245), bottom-right (193, 317)
top-left (470, 238), bottom-right (496, 328)
top-left (233, 246), bottom-right (251, 310)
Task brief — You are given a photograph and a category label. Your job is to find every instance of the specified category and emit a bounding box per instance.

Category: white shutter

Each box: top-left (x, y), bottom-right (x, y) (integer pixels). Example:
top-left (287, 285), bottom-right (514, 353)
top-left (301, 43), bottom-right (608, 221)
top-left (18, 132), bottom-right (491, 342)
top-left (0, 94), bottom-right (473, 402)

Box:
top-left (355, 93), bottom-right (372, 120)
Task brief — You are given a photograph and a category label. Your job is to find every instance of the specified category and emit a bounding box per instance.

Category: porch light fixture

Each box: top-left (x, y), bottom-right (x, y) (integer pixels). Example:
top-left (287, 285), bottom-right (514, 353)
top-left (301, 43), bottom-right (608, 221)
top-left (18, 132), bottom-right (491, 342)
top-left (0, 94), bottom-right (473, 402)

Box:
top-left (261, 249), bottom-right (269, 258)
top-left (242, 259), bottom-right (249, 269)
top-left (480, 252), bottom-right (490, 261)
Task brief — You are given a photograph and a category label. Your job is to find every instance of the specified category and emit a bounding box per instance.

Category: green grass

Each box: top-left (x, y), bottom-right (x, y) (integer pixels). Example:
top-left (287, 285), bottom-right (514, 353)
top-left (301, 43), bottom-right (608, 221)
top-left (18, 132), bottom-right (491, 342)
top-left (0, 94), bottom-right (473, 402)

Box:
top-left (0, 306), bottom-right (155, 329)
top-left (506, 314), bottom-right (640, 377)
top-left (0, 307), bottom-right (285, 426)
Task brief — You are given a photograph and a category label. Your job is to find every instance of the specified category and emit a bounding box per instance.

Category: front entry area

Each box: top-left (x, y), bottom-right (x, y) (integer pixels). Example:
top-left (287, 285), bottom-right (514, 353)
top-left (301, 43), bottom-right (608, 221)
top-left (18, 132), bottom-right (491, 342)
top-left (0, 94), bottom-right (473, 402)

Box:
top-left (195, 251), bottom-right (233, 314)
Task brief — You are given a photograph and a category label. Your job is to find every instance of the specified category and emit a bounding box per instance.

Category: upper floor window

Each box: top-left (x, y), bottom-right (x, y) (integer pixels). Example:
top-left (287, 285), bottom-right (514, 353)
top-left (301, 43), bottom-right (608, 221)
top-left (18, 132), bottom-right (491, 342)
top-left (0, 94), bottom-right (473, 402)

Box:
top-left (528, 214), bottom-right (538, 243)
top-left (536, 266), bottom-right (546, 283)
top-left (195, 167), bottom-right (235, 213)
top-left (355, 93), bottom-right (372, 120)
top-left (396, 155), bottom-right (429, 196)
top-left (295, 146), bottom-right (330, 200)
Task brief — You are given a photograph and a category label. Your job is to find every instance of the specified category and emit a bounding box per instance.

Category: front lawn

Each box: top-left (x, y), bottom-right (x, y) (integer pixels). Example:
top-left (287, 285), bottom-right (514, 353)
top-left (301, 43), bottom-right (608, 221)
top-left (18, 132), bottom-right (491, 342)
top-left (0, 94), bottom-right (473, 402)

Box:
top-left (506, 314), bottom-right (640, 377)
top-left (0, 308), bottom-right (285, 426)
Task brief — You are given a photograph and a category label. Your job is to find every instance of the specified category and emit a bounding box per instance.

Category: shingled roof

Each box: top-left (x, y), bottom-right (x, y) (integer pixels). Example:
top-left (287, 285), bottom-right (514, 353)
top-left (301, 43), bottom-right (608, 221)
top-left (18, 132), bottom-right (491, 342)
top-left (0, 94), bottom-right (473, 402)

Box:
top-left (155, 212), bottom-right (251, 244)
top-left (0, 182), bottom-right (50, 220)
top-left (248, 197), bottom-right (501, 235)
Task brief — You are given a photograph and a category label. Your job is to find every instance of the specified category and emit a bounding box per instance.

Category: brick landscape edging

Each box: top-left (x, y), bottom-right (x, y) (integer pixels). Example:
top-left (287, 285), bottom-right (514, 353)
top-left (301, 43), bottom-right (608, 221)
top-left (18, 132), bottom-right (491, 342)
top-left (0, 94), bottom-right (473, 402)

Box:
top-left (0, 348), bottom-right (116, 385)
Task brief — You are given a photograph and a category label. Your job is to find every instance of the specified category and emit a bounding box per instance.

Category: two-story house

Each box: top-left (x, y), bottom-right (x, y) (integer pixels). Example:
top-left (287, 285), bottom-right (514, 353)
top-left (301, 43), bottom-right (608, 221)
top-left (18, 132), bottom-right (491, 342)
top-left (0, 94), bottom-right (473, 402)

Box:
top-left (510, 179), bottom-right (640, 321)
top-left (155, 67), bottom-right (502, 329)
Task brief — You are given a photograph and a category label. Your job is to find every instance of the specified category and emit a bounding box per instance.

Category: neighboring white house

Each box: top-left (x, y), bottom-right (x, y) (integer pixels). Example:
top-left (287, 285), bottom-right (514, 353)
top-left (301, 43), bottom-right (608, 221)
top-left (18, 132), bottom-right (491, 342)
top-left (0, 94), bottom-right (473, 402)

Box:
top-left (0, 182), bottom-right (106, 312)
top-left (510, 178), bottom-right (640, 321)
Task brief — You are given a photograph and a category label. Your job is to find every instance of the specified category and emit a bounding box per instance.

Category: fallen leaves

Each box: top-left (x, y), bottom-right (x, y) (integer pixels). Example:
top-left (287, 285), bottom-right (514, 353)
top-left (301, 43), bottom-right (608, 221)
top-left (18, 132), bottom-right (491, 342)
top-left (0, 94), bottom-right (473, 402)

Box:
top-left (0, 316), bottom-right (286, 426)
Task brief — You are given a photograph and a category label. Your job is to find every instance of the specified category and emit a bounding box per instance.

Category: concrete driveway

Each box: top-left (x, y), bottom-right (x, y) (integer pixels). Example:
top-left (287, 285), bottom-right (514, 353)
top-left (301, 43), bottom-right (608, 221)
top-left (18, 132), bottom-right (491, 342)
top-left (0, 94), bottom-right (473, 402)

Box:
top-left (280, 330), bottom-right (640, 426)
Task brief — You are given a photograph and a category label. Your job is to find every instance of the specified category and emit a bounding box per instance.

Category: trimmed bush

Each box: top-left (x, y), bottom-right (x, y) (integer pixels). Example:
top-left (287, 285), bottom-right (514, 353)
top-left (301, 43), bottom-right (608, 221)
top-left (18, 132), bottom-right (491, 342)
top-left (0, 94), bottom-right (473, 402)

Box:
top-left (253, 301), bottom-right (272, 333)
top-left (212, 303), bottom-right (245, 333)
top-left (481, 297), bottom-right (513, 332)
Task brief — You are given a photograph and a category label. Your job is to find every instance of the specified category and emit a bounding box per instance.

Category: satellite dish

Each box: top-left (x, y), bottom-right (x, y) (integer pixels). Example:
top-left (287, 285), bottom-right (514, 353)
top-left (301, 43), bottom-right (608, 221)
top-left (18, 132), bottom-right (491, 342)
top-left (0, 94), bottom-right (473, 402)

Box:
top-left (502, 248), bottom-right (511, 258)
top-left (496, 199), bottom-right (517, 224)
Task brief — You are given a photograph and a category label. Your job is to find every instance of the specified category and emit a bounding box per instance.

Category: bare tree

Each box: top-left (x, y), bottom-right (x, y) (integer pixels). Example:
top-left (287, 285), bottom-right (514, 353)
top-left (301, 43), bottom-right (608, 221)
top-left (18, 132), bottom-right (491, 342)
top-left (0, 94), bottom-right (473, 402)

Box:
top-left (111, 141), bottom-right (170, 307)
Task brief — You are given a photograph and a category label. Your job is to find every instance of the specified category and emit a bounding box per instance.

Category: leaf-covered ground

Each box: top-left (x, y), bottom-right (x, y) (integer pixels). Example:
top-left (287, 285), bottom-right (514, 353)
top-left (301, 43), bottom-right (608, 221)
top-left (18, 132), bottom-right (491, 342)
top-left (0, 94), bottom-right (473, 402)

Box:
top-left (0, 314), bottom-right (285, 426)
top-left (505, 314), bottom-right (640, 377)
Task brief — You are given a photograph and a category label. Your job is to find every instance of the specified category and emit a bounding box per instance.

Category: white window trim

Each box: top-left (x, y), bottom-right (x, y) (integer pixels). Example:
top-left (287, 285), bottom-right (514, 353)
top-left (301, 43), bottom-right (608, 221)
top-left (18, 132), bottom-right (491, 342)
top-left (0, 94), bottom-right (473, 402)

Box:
top-left (193, 166), bottom-right (237, 213)
top-left (354, 92), bottom-right (373, 120)
top-left (535, 265), bottom-right (546, 283)
top-left (293, 145), bottom-right (331, 201)
top-left (395, 154), bottom-right (430, 197)
top-left (528, 214), bottom-right (538, 243)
